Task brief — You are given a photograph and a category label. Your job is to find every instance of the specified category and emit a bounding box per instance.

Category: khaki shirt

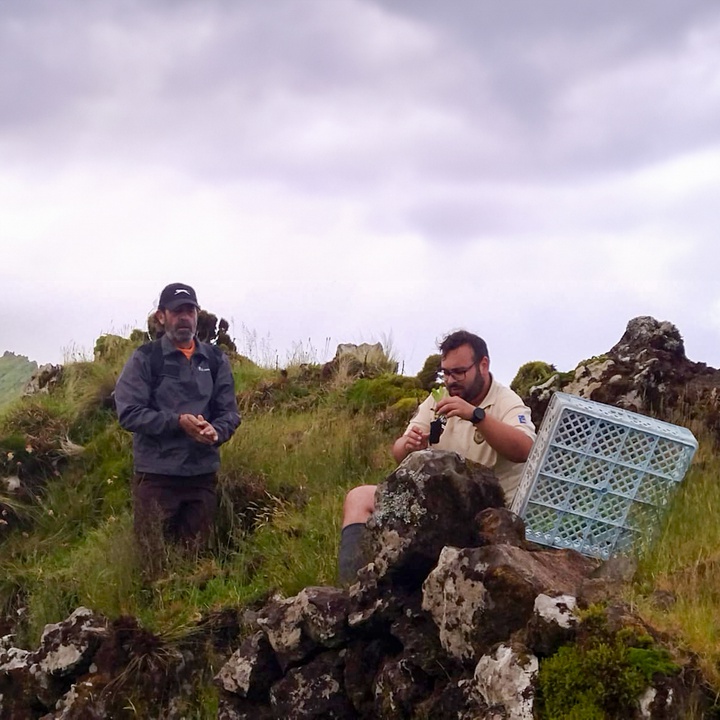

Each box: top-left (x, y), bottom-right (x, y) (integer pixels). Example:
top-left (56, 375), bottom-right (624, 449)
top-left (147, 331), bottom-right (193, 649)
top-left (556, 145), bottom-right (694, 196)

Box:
top-left (404, 377), bottom-right (536, 503)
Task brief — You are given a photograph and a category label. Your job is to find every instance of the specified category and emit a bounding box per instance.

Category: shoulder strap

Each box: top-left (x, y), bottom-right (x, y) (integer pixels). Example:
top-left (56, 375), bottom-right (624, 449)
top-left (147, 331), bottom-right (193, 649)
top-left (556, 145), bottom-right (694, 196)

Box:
top-left (136, 339), bottom-right (165, 389)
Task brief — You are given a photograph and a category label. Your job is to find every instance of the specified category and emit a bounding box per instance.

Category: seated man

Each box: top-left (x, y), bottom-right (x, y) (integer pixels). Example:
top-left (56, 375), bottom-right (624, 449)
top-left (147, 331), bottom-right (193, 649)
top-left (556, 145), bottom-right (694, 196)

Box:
top-left (338, 329), bottom-right (536, 584)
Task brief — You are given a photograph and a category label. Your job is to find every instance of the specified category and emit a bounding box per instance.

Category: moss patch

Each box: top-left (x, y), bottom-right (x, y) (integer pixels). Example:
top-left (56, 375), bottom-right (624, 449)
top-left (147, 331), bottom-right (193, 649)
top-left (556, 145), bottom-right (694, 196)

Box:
top-left (537, 613), bottom-right (679, 719)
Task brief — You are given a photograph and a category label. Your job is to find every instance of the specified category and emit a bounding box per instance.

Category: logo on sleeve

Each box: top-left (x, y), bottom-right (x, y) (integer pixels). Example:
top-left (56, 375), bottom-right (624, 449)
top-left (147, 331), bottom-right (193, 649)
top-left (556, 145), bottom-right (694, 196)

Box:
top-left (518, 414), bottom-right (527, 424)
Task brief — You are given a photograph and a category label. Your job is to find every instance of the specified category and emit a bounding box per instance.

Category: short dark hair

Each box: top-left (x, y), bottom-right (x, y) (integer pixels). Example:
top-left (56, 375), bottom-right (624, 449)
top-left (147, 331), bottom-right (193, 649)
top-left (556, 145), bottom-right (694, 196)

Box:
top-left (439, 330), bottom-right (489, 363)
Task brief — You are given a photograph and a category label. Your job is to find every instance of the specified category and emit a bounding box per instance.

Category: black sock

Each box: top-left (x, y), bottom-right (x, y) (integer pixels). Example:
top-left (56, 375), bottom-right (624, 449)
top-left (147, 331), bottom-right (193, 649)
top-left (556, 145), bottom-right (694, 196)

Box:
top-left (337, 522), bottom-right (367, 585)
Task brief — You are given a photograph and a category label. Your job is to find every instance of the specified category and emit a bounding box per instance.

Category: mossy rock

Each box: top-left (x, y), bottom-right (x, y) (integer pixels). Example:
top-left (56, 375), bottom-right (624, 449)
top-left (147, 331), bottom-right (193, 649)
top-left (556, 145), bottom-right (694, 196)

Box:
top-left (384, 396), bottom-right (422, 426)
top-left (345, 374), bottom-right (424, 412)
top-left (537, 611), bottom-right (679, 719)
top-left (93, 334), bottom-right (138, 366)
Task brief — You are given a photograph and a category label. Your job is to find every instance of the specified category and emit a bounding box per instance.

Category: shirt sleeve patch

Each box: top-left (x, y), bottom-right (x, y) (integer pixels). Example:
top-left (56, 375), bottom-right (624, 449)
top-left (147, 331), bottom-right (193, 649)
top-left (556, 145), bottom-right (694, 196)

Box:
top-left (518, 414), bottom-right (527, 424)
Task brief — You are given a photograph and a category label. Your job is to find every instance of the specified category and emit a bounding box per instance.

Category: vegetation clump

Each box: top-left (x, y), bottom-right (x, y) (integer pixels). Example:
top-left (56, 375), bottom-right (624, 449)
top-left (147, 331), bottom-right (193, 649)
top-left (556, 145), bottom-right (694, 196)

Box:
top-left (537, 609), bottom-right (679, 719)
top-left (345, 373), bottom-right (424, 412)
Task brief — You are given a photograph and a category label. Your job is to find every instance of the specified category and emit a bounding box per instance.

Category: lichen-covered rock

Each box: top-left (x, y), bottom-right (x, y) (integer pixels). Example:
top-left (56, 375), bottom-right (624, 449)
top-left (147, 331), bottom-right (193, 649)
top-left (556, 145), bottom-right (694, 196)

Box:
top-left (23, 363), bottom-right (63, 395)
top-left (422, 545), bottom-right (596, 662)
top-left (32, 607), bottom-right (108, 678)
top-left (215, 631), bottom-right (281, 699)
top-left (0, 608), bottom-right (109, 717)
top-left (472, 643), bottom-right (538, 720)
top-left (295, 587), bottom-right (350, 647)
top-left (256, 587), bottom-right (349, 671)
top-left (412, 679), bottom-right (501, 720)
top-left (0, 642), bottom-right (29, 672)
top-left (269, 650), bottom-right (355, 719)
top-left (524, 593), bottom-right (578, 656)
top-left (218, 696), bottom-right (274, 720)
top-left (390, 601), bottom-right (457, 679)
top-left (343, 638), bottom-right (398, 717)
top-left (366, 450), bottom-right (505, 586)
top-left (322, 342), bottom-right (397, 378)
top-left (51, 678), bottom-right (111, 720)
top-left (346, 563), bottom-right (395, 629)
top-left (373, 655), bottom-right (433, 719)
top-left (638, 677), bottom-right (693, 720)
top-left (475, 507), bottom-right (526, 547)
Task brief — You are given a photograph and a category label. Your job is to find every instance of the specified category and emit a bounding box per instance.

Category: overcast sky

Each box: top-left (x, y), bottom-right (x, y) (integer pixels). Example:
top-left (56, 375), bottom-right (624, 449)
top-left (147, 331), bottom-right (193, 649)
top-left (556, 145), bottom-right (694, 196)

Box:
top-left (2, 0), bottom-right (719, 384)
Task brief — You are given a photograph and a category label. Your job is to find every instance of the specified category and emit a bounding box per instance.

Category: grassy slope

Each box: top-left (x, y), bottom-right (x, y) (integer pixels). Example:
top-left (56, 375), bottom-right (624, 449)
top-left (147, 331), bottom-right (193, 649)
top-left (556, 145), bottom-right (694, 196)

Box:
top-left (1, 337), bottom-right (719, 715)
top-left (0, 339), bottom-right (409, 716)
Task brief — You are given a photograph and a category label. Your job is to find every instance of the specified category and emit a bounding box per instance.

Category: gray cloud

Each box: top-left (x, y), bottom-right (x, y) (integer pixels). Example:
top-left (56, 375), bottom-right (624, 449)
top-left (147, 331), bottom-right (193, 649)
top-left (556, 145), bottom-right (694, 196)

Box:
top-left (2, 0), bottom-right (719, 377)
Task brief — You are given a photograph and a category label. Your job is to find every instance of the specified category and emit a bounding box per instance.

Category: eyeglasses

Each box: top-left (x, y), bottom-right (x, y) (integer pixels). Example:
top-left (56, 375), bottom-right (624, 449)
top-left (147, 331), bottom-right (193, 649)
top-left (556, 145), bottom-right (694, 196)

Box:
top-left (439, 363), bottom-right (476, 380)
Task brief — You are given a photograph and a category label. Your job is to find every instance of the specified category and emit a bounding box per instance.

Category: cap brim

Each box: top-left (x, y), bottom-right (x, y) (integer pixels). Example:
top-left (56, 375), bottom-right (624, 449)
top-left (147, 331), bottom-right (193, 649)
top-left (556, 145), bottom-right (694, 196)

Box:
top-left (163, 299), bottom-right (200, 311)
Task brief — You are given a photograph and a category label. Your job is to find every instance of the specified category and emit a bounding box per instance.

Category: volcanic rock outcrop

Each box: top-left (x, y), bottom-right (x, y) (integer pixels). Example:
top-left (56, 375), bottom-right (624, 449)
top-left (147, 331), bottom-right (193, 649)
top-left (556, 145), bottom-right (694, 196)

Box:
top-left (526, 316), bottom-right (720, 441)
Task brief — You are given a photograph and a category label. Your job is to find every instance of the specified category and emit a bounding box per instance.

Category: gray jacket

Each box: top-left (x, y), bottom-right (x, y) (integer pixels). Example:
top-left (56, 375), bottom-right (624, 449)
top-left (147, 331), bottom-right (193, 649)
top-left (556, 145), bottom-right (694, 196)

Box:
top-left (115, 335), bottom-right (241, 476)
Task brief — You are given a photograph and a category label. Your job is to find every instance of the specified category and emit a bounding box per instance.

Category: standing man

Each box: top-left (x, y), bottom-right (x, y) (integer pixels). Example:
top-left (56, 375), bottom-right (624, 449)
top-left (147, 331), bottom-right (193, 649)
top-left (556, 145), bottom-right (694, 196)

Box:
top-left (115, 283), bottom-right (240, 563)
top-left (338, 330), bottom-right (536, 584)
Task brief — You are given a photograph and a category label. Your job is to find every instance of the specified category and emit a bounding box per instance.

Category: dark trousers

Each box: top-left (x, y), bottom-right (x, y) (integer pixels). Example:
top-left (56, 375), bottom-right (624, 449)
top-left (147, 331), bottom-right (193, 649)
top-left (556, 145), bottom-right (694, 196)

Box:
top-left (133, 472), bottom-right (217, 571)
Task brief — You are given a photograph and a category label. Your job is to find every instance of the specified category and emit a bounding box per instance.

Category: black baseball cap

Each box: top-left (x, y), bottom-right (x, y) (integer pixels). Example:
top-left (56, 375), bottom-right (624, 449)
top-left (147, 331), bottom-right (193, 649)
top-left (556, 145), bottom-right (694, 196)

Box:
top-left (158, 283), bottom-right (200, 311)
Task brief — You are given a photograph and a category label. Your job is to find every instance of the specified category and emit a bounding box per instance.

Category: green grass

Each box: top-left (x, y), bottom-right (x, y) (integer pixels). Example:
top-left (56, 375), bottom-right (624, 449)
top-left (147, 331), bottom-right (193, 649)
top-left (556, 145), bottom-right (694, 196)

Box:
top-left (0, 351), bottom-right (402, 651)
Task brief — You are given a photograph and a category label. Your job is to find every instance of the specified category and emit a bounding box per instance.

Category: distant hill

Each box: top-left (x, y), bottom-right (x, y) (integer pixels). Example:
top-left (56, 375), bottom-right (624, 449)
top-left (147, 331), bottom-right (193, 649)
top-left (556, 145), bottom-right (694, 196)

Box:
top-left (0, 351), bottom-right (38, 409)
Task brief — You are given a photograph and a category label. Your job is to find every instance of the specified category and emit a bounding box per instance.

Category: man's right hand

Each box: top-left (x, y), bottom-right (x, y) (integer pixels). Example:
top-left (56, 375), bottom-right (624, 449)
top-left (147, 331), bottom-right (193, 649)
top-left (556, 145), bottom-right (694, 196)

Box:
top-left (392, 426), bottom-right (429, 462)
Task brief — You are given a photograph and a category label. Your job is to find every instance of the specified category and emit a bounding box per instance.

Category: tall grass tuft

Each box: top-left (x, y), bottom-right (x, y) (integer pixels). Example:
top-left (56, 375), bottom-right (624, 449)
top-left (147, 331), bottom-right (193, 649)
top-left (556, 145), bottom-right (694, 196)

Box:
top-left (632, 432), bottom-right (720, 686)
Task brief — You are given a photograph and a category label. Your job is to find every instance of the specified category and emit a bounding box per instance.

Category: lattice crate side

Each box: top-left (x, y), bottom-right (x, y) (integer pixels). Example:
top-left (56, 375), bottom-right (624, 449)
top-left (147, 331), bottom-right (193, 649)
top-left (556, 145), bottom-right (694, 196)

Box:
top-left (581, 518), bottom-right (622, 560)
top-left (511, 394), bottom-right (594, 517)
top-left (511, 392), bottom-right (566, 516)
top-left (512, 392), bottom-right (698, 558)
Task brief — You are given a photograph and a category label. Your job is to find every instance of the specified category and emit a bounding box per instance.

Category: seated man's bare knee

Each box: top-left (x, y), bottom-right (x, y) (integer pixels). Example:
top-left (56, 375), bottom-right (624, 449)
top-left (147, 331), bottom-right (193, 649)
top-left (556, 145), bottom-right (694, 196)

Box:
top-left (343, 485), bottom-right (376, 527)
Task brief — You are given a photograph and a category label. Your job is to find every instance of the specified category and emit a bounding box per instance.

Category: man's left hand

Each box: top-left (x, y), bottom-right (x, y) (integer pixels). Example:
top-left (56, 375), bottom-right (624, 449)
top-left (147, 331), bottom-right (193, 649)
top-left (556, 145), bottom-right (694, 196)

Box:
top-left (435, 396), bottom-right (475, 422)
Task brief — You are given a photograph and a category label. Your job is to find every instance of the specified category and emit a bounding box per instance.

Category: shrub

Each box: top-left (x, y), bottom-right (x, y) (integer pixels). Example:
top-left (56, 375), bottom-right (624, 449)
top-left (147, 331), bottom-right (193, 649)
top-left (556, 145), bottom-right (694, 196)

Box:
top-left (416, 353), bottom-right (441, 392)
top-left (510, 360), bottom-right (556, 397)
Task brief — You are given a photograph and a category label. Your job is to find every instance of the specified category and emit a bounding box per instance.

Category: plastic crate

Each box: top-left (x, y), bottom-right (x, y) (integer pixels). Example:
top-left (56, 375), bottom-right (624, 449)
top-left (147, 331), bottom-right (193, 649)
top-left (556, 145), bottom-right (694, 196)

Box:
top-left (510, 392), bottom-right (697, 559)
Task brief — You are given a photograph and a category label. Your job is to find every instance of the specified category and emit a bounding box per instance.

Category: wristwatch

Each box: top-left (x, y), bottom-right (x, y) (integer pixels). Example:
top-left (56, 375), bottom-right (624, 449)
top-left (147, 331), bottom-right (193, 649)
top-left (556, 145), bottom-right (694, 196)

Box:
top-left (470, 407), bottom-right (486, 424)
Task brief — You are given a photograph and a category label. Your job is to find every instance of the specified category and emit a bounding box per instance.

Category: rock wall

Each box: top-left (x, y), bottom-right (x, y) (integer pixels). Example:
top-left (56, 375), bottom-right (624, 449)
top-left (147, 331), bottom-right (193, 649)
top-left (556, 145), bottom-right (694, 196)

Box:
top-left (213, 451), bottom-right (707, 719)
